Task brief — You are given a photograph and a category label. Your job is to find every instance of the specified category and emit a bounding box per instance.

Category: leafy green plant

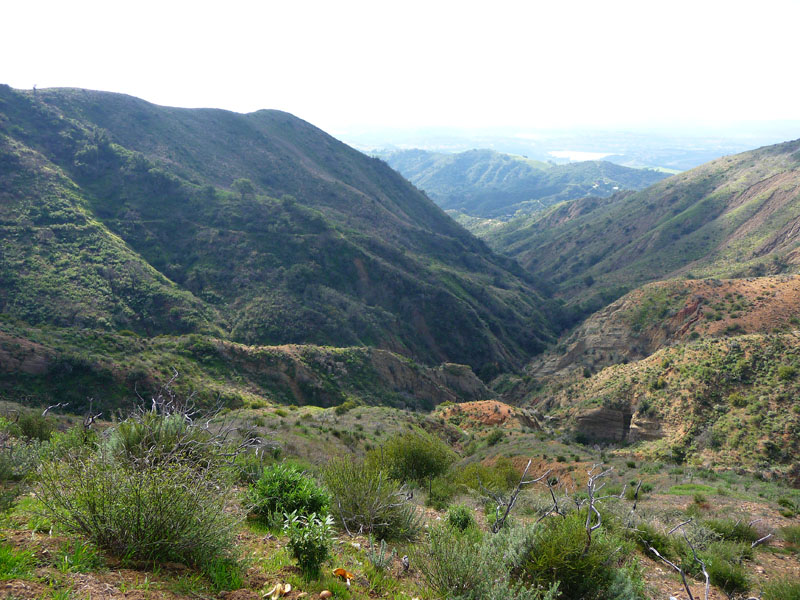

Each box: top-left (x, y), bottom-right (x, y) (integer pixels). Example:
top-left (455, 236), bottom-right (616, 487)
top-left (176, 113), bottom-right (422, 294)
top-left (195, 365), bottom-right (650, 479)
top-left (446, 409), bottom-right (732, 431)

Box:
top-left (323, 456), bottom-right (420, 541)
top-left (447, 504), bottom-right (477, 532)
top-left (453, 457), bottom-right (520, 493)
top-left (782, 524), bottom-right (800, 547)
top-left (778, 364), bottom-right (797, 381)
top-left (486, 429), bottom-right (504, 446)
top-left (702, 518), bottom-right (759, 543)
top-left (704, 552), bottom-right (749, 596)
top-left (415, 523), bottom-right (558, 600)
top-left (104, 411), bottom-right (218, 469)
top-left (519, 512), bottom-right (637, 600)
top-left (16, 411), bottom-right (55, 442)
top-left (247, 463), bottom-right (330, 523)
top-left (283, 511), bottom-right (333, 578)
top-left (629, 521), bottom-right (676, 560)
top-left (373, 429), bottom-right (456, 483)
top-left (365, 536), bottom-right (396, 571)
top-left (426, 475), bottom-right (458, 510)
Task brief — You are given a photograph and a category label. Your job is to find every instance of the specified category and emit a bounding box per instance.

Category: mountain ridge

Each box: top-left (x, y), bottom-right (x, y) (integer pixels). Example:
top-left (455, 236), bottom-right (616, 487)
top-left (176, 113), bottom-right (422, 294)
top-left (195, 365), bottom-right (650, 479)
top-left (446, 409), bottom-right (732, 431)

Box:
top-left (381, 147), bottom-right (669, 219)
top-left (0, 84), bottom-right (557, 379)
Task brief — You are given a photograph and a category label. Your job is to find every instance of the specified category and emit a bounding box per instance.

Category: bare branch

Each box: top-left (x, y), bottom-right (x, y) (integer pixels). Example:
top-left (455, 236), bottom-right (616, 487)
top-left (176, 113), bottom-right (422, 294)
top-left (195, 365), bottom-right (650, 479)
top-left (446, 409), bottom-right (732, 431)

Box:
top-left (42, 403), bottom-right (69, 417)
top-left (668, 518), bottom-right (693, 535)
top-left (751, 533), bottom-right (772, 548)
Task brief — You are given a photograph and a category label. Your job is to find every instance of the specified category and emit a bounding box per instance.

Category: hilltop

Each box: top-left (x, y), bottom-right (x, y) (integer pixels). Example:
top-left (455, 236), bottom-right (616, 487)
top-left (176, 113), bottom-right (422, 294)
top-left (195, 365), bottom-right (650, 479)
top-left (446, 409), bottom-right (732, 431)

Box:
top-left (382, 148), bottom-right (668, 219)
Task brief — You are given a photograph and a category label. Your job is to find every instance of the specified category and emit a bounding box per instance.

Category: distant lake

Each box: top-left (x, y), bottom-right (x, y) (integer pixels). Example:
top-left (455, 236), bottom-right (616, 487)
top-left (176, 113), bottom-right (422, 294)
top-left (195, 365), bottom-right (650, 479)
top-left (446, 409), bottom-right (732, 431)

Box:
top-left (548, 150), bottom-right (616, 161)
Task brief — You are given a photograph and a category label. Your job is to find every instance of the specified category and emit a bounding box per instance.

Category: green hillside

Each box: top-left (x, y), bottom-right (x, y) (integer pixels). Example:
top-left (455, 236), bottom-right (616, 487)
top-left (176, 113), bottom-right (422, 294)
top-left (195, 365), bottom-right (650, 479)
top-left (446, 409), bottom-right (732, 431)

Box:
top-left (0, 85), bottom-right (558, 378)
top-left (485, 139), bottom-right (800, 318)
top-left (382, 148), bottom-right (668, 219)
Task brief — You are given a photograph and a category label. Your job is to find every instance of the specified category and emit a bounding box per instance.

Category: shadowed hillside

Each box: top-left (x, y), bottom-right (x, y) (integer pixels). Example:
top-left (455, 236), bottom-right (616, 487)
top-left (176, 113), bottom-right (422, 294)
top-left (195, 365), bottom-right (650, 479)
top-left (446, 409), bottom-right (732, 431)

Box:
top-left (0, 85), bottom-right (559, 377)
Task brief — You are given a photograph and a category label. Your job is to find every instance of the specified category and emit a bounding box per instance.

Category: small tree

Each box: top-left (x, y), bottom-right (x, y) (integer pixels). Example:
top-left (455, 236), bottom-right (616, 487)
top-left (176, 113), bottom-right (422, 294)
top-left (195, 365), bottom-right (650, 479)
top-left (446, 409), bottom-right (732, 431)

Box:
top-left (232, 178), bottom-right (255, 201)
top-left (373, 429), bottom-right (456, 483)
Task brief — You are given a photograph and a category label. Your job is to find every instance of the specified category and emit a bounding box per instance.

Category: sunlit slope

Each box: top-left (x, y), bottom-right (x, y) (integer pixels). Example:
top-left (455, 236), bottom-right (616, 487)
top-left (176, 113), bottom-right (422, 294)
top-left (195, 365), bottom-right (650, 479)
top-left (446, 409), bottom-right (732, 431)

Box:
top-left (487, 140), bottom-right (800, 316)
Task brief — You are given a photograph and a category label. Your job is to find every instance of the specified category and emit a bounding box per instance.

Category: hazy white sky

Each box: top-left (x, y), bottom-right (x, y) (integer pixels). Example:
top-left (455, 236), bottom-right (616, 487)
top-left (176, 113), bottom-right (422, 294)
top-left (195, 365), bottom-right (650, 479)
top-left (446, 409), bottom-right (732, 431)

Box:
top-left (3, 0), bottom-right (800, 134)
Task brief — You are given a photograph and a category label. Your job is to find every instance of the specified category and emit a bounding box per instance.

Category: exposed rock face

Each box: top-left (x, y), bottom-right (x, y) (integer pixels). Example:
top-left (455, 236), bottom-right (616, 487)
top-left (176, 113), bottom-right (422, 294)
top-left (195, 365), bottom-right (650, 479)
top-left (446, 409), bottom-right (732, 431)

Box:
top-left (528, 286), bottom-right (698, 378)
top-left (0, 334), bottom-right (51, 375)
top-left (575, 408), bottom-right (632, 442)
top-left (574, 406), bottom-right (665, 443)
top-left (439, 400), bottom-right (542, 430)
top-left (628, 414), bottom-right (664, 442)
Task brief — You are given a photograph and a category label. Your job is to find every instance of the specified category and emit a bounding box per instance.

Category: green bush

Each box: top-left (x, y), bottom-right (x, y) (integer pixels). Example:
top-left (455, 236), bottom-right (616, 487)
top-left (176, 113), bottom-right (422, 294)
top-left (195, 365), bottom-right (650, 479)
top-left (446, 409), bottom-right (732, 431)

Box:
top-left (778, 364), bottom-right (797, 381)
top-left (415, 523), bottom-right (558, 600)
top-left (447, 505), bottom-right (477, 532)
top-left (247, 463), bottom-right (329, 523)
top-left (764, 577), bottom-right (800, 600)
top-left (35, 451), bottom-right (238, 566)
top-left (453, 457), bottom-right (519, 493)
top-left (334, 400), bottom-right (358, 415)
top-left (373, 429), bottom-right (456, 483)
top-left (323, 456), bottom-right (420, 541)
top-left (702, 518), bottom-right (759, 543)
top-left (781, 524), bottom-right (800, 546)
top-left (233, 450), bottom-right (269, 484)
top-left (16, 412), bottom-right (55, 442)
top-left (427, 475), bottom-right (459, 510)
top-left (284, 511), bottom-right (333, 578)
top-left (705, 552), bottom-right (749, 596)
top-left (0, 440), bottom-right (43, 482)
top-left (629, 521), bottom-right (676, 560)
top-left (104, 411), bottom-right (219, 469)
top-left (519, 512), bottom-right (637, 600)
top-left (486, 429), bottom-right (504, 446)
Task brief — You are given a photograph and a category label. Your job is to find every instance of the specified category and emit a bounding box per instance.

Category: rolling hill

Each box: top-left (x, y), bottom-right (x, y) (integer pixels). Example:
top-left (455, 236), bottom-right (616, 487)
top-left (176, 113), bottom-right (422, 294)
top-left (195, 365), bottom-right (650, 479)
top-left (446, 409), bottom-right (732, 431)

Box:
top-left (0, 85), bottom-right (560, 403)
top-left (484, 138), bottom-right (800, 318)
top-left (381, 148), bottom-right (668, 219)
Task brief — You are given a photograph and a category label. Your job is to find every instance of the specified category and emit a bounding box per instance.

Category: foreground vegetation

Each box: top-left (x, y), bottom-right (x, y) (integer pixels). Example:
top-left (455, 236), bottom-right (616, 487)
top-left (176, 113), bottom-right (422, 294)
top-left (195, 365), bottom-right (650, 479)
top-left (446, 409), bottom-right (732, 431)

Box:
top-left (1, 391), bottom-right (799, 600)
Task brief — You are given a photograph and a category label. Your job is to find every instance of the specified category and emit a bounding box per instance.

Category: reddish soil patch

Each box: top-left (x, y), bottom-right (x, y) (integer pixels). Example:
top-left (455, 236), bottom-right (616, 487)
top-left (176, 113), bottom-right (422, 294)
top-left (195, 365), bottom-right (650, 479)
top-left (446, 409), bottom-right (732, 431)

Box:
top-left (440, 400), bottom-right (518, 428)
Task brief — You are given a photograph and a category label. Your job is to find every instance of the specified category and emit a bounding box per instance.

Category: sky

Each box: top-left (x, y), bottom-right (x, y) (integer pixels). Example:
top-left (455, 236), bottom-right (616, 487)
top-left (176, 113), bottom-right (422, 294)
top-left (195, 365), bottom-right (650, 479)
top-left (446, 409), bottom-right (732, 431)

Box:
top-left (3, 0), bottom-right (800, 136)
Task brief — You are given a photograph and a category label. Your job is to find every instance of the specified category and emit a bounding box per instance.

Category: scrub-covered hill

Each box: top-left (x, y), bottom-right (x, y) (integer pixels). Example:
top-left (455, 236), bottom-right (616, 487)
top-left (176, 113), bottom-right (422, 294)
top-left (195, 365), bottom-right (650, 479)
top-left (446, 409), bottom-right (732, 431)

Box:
top-left (0, 85), bottom-right (559, 379)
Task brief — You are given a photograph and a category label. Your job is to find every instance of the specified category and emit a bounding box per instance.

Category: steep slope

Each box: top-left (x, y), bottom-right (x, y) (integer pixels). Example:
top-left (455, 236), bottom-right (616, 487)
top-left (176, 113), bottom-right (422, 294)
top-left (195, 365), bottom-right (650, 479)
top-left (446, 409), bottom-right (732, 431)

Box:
top-left (486, 139), bottom-right (800, 317)
top-left (529, 275), bottom-right (800, 377)
top-left (532, 333), bottom-right (800, 472)
top-left (0, 85), bottom-right (557, 373)
top-left (382, 148), bottom-right (668, 219)
top-left (0, 130), bottom-right (217, 335)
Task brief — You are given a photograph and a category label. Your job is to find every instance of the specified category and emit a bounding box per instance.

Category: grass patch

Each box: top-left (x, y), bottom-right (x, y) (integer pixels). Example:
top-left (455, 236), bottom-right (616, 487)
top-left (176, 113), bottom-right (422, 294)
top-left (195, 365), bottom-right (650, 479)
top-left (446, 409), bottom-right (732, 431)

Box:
top-left (0, 542), bottom-right (36, 580)
top-left (667, 483), bottom-right (716, 495)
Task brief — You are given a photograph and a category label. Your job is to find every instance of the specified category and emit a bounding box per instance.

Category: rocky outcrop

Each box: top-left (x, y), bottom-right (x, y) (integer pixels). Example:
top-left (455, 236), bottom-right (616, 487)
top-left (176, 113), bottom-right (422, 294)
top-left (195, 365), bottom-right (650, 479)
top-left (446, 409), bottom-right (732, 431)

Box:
top-left (628, 414), bottom-right (664, 442)
top-left (574, 406), bottom-right (665, 443)
top-left (0, 334), bottom-right (52, 375)
top-left (575, 408), bottom-right (632, 442)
